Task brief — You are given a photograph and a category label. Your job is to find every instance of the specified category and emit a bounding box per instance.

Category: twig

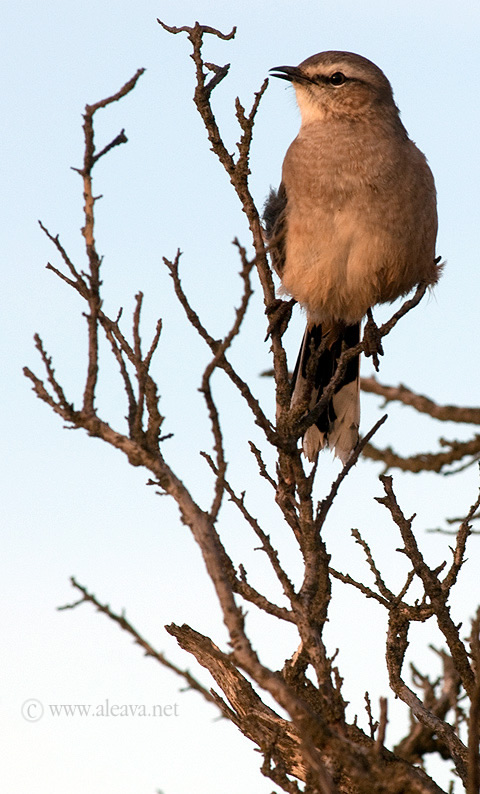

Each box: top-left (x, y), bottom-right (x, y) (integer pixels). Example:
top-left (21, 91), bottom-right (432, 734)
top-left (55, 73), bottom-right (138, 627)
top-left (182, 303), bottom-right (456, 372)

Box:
top-left (59, 577), bottom-right (219, 707)
top-left (374, 697), bottom-right (388, 753)
top-left (74, 69), bottom-right (144, 417)
top-left (361, 376), bottom-right (480, 425)
top-left (201, 451), bottom-right (297, 607)
top-left (248, 441), bottom-right (277, 490)
top-left (441, 487), bottom-right (480, 592)
top-left (363, 436), bottom-right (480, 474)
top-left (378, 475), bottom-right (475, 698)
top-left (200, 240), bottom-right (255, 521)
top-left (164, 250), bottom-right (276, 443)
top-left (350, 527), bottom-right (397, 603)
top-left (364, 692), bottom-right (378, 740)
top-left (329, 567), bottom-right (390, 608)
top-left (315, 414), bottom-right (388, 529)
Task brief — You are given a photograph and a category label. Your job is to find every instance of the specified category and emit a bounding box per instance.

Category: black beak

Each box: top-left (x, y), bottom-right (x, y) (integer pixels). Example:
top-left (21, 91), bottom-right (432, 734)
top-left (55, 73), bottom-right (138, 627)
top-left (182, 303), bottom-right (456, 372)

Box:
top-left (269, 65), bottom-right (307, 84)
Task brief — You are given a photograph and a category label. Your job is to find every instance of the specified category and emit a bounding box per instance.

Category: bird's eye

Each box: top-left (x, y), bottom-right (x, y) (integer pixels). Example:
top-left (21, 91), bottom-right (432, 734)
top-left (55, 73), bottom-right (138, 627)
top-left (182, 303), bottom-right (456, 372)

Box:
top-left (329, 72), bottom-right (346, 86)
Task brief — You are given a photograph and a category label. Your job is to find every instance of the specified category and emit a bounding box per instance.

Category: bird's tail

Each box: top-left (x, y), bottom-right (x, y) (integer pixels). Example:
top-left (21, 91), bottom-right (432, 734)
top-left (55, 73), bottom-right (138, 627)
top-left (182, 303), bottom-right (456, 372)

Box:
top-left (291, 322), bottom-right (360, 464)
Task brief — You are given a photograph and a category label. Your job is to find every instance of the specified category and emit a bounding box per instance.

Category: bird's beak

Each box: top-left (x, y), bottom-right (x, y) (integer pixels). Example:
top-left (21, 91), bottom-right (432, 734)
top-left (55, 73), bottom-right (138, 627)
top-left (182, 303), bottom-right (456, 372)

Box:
top-left (269, 65), bottom-right (307, 84)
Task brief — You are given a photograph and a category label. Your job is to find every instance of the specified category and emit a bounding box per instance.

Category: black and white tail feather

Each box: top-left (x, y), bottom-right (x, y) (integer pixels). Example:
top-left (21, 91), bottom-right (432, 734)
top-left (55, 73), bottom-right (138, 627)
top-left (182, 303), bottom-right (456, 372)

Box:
top-left (291, 323), bottom-right (361, 464)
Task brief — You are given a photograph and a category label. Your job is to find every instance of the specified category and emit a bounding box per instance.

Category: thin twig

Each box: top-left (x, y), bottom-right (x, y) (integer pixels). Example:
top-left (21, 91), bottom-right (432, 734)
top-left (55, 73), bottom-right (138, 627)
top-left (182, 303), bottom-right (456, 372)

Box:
top-left (315, 414), bottom-right (388, 529)
top-left (364, 692), bottom-right (378, 740)
top-left (200, 240), bottom-right (255, 521)
top-left (164, 250), bottom-right (276, 443)
top-left (59, 577), bottom-right (219, 707)
top-left (441, 487), bottom-right (480, 592)
top-left (374, 697), bottom-right (388, 753)
top-left (201, 451), bottom-right (297, 606)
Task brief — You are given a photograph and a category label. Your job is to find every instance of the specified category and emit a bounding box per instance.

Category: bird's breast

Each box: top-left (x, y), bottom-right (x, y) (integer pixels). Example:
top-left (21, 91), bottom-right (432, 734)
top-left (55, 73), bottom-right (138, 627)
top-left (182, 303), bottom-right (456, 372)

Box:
top-left (280, 123), bottom-right (437, 323)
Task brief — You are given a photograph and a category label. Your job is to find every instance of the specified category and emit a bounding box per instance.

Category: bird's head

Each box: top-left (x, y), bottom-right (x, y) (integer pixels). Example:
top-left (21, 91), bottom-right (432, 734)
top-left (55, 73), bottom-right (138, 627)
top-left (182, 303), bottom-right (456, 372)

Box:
top-left (270, 51), bottom-right (398, 124)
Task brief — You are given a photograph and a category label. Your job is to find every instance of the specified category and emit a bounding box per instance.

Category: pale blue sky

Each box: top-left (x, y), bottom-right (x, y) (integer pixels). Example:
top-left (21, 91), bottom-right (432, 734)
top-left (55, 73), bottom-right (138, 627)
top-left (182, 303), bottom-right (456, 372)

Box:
top-left (2, 1), bottom-right (480, 792)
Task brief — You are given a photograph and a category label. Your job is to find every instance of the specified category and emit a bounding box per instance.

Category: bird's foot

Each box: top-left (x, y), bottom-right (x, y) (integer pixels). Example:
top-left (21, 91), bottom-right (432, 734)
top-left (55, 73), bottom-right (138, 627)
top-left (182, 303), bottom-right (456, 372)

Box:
top-left (363, 309), bottom-right (384, 371)
top-left (265, 298), bottom-right (296, 341)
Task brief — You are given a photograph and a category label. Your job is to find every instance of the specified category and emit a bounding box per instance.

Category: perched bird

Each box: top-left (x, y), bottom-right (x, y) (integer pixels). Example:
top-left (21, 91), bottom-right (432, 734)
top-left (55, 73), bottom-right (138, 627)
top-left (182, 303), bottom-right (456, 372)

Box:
top-left (264, 51), bottom-right (439, 463)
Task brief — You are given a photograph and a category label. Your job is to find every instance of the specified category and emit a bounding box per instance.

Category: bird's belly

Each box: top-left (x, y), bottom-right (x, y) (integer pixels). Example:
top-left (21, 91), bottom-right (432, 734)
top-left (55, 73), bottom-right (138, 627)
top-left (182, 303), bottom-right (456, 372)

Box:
top-left (282, 208), bottom-right (414, 325)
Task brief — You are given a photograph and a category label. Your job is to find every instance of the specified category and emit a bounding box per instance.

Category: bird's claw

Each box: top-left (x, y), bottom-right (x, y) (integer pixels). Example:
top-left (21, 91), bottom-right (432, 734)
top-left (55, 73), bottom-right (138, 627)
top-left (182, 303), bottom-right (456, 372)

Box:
top-left (363, 309), bottom-right (384, 371)
top-left (265, 298), bottom-right (296, 341)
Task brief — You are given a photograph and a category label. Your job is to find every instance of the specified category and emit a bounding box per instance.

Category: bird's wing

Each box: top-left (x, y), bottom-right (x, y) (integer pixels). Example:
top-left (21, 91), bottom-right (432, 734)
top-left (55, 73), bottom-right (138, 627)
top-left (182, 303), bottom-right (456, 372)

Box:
top-left (263, 183), bottom-right (287, 276)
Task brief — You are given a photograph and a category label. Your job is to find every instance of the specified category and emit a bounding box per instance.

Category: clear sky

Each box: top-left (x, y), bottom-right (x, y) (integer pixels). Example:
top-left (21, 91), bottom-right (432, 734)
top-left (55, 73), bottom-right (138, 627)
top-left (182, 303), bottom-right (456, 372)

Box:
top-left (2, 1), bottom-right (480, 792)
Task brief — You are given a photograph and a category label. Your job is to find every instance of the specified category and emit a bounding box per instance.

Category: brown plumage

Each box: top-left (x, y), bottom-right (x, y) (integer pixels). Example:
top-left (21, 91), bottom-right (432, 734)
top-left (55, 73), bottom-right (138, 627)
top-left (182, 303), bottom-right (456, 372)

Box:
top-left (264, 51), bottom-right (440, 462)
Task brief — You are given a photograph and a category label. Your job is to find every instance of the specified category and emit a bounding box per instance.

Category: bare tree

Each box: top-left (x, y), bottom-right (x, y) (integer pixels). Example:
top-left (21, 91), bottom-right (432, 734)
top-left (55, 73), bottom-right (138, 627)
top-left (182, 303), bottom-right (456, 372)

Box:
top-left (25, 22), bottom-right (480, 794)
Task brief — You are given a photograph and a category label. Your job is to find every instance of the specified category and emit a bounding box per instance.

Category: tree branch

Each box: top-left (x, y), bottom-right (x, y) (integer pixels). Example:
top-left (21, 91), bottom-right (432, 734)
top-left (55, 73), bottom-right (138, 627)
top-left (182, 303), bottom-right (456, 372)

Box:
top-left (361, 376), bottom-right (480, 425)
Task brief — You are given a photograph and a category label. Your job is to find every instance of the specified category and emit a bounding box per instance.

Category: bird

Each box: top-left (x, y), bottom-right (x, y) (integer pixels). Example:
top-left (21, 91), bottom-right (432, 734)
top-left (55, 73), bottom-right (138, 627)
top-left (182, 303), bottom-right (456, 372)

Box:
top-left (263, 51), bottom-right (440, 463)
